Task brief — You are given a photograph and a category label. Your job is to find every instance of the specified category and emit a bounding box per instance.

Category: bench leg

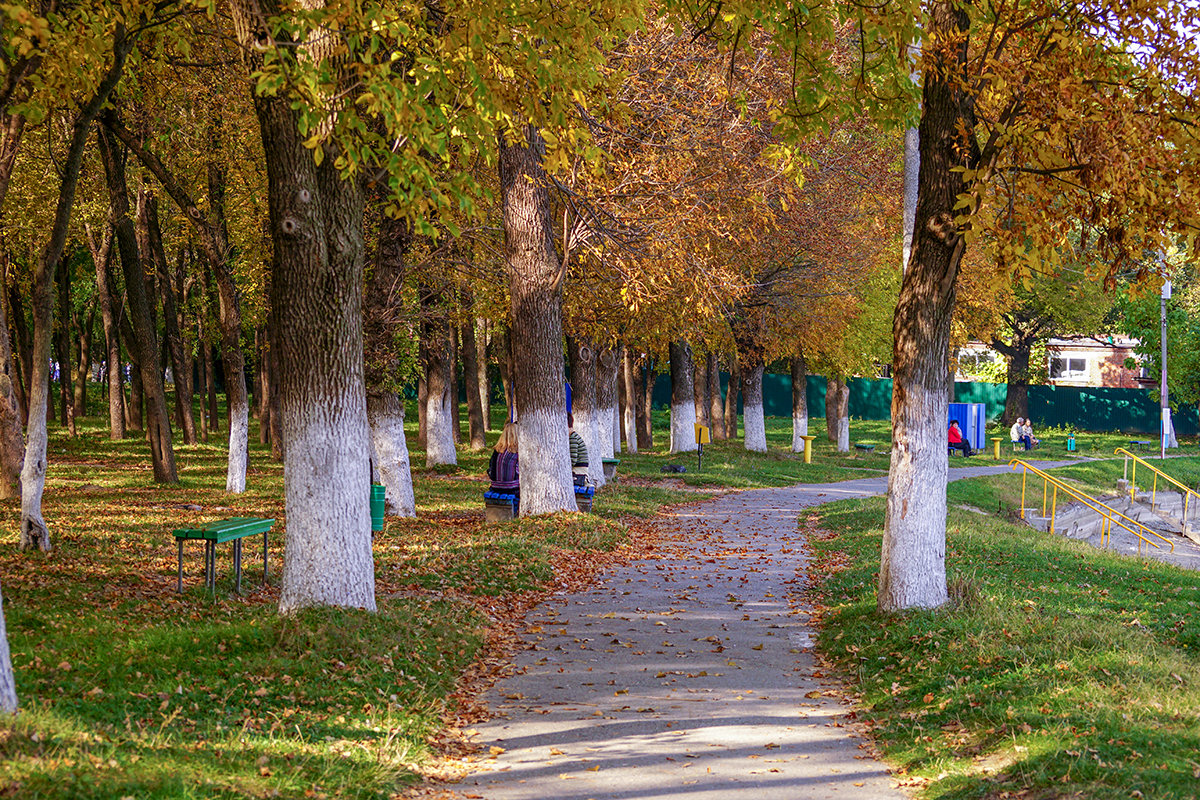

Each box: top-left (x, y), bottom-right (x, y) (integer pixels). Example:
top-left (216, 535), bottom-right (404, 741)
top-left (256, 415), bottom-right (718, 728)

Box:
top-left (177, 539), bottom-right (184, 593)
top-left (263, 531), bottom-right (269, 585)
top-left (234, 538), bottom-right (243, 594)
top-left (206, 540), bottom-right (215, 593)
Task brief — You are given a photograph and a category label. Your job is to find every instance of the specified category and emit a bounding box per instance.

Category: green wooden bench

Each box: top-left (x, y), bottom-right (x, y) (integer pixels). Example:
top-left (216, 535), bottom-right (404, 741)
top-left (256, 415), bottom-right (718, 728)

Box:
top-left (173, 517), bottom-right (274, 594)
top-left (601, 458), bottom-right (620, 481)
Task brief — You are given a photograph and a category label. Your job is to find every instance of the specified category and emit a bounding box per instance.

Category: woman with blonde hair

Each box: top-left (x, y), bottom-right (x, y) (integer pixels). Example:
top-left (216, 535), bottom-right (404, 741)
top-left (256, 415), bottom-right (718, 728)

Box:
top-left (487, 421), bottom-right (520, 497)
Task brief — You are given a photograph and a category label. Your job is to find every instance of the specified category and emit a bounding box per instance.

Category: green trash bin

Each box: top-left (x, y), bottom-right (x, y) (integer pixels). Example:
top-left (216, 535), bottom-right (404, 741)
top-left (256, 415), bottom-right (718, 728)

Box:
top-left (370, 484), bottom-right (386, 532)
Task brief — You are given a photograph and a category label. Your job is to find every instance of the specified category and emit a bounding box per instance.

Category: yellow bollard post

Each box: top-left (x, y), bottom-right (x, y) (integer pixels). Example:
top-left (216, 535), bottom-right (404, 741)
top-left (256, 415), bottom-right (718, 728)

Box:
top-left (800, 435), bottom-right (816, 464)
top-left (992, 437), bottom-right (1002, 460)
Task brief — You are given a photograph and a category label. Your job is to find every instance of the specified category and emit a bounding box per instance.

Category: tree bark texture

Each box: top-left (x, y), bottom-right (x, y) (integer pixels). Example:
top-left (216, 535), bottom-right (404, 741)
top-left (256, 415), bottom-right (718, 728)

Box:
top-left (98, 127), bottom-right (177, 483)
top-left (21, 35), bottom-right (132, 551)
top-left (8, 287), bottom-right (31, 425)
top-left (832, 381), bottom-right (850, 453)
top-left (826, 376), bottom-right (841, 442)
top-left (693, 355), bottom-right (710, 428)
top-left (724, 358), bottom-right (740, 441)
top-left (568, 336), bottom-right (604, 488)
top-left (364, 211), bottom-right (416, 517)
top-left (741, 358), bottom-right (767, 452)
top-left (420, 287), bottom-right (457, 467)
top-left (72, 305), bottom-right (94, 420)
top-left (619, 347), bottom-right (636, 453)
top-left (476, 318), bottom-right (490, 431)
top-left (707, 353), bottom-right (724, 441)
top-left (460, 302), bottom-right (487, 451)
top-left (231, 0), bottom-right (377, 612)
top-left (54, 265), bottom-right (71, 429)
top-left (597, 347), bottom-right (618, 461)
top-left (0, 269), bottom-right (22, 499)
top-left (791, 353), bottom-right (809, 452)
top-left (499, 126), bottom-right (574, 514)
top-left (880, 0), bottom-right (975, 613)
top-left (636, 356), bottom-right (653, 450)
top-left (669, 340), bottom-right (697, 453)
top-left (140, 189), bottom-right (197, 445)
top-left (0, 584), bottom-right (15, 713)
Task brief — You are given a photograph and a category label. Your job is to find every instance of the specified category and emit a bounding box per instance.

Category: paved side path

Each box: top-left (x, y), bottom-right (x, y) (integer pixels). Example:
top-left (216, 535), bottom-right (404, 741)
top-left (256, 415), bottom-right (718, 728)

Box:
top-left (461, 460), bottom-right (1075, 800)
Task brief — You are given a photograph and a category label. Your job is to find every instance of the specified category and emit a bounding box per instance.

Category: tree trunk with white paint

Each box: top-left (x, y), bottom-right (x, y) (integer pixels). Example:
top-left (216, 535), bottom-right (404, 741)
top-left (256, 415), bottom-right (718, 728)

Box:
top-left (880, 0), bottom-right (975, 612)
top-left (568, 336), bottom-right (605, 488)
top-left (0, 584), bottom-right (15, 713)
top-left (231, 0), bottom-right (376, 612)
top-left (421, 308), bottom-right (457, 467)
top-left (368, 392), bottom-right (416, 517)
top-left (635, 355), bottom-right (654, 450)
top-left (499, 125), bottom-right (574, 515)
top-left (707, 353), bottom-right (724, 441)
top-left (831, 380), bottom-right (850, 453)
top-left (791, 353), bottom-right (809, 452)
top-left (741, 358), bottom-right (767, 452)
top-left (620, 347), bottom-right (637, 454)
top-left (669, 340), bottom-right (697, 453)
top-left (364, 212), bottom-right (416, 517)
top-left (597, 347), bottom-right (618, 460)
top-left (461, 304), bottom-right (487, 451)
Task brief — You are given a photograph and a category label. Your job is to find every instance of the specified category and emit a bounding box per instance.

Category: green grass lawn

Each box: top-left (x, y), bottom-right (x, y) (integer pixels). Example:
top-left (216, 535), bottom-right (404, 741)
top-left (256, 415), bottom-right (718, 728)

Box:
top-left (810, 459), bottom-right (1200, 799)
top-left (0, 402), bottom-right (890, 799)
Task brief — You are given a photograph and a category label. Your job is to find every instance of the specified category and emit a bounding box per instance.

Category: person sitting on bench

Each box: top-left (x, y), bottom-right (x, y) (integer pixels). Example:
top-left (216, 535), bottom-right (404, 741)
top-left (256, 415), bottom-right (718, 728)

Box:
top-left (1011, 417), bottom-right (1032, 450)
top-left (948, 420), bottom-right (973, 456)
top-left (1021, 420), bottom-right (1039, 449)
top-left (487, 421), bottom-right (520, 499)
top-left (568, 413), bottom-right (589, 487)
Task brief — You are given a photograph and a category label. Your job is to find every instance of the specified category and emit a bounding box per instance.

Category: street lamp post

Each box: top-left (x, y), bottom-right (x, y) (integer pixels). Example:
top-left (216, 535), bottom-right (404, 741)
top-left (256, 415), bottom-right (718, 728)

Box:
top-left (1162, 278), bottom-right (1171, 460)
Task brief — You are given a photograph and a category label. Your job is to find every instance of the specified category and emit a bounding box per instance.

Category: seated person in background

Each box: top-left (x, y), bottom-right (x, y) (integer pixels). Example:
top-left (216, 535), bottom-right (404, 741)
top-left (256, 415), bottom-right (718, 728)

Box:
top-left (487, 421), bottom-right (520, 497)
top-left (1011, 417), bottom-right (1032, 450)
top-left (1021, 420), bottom-right (1039, 449)
top-left (568, 413), bottom-right (589, 486)
top-left (948, 420), bottom-right (973, 456)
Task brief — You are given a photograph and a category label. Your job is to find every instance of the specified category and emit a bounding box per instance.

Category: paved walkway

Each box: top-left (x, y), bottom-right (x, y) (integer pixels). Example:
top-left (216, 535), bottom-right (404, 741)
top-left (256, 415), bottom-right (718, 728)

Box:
top-left (461, 460), bottom-right (1076, 800)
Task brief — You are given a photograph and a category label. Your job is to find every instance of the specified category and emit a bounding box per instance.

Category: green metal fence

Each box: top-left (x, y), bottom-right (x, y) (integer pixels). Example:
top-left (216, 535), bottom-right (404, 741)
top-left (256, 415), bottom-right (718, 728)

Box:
top-left (651, 372), bottom-right (1195, 435)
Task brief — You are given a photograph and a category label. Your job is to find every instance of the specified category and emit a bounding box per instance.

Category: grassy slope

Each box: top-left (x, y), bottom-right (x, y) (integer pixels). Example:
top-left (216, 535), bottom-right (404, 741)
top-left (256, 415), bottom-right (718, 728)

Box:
top-left (810, 457), bottom-right (1200, 799)
top-left (0, 405), bottom-right (899, 799)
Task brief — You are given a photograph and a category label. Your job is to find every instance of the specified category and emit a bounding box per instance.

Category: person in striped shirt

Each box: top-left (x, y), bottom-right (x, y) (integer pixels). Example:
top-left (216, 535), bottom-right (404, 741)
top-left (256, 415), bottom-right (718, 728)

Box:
top-left (568, 413), bottom-right (589, 486)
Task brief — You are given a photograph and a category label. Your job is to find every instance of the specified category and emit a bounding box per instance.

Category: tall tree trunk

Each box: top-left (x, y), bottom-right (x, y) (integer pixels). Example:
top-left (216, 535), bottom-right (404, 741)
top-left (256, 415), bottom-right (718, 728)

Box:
top-left (0, 584), bottom-right (14, 713)
top-left (724, 356), bottom-right (740, 440)
top-left (141, 190), bottom-right (197, 445)
top-left (54, 261), bottom-right (72, 429)
top-left (365, 212), bottom-right (416, 517)
top-left (707, 353), bottom-right (724, 441)
top-left (450, 326), bottom-right (461, 445)
top-left (830, 379), bottom-right (850, 453)
top-left (791, 352), bottom-right (809, 453)
top-left (416, 373), bottom-right (427, 448)
top-left (618, 346), bottom-right (633, 452)
top-left (880, 0), bottom-right (974, 612)
top-left (669, 340), bottom-right (696, 453)
top-left (994, 331), bottom-right (1035, 426)
top-left (741, 356), bottom-right (767, 452)
top-left (0, 263), bottom-right (22, 499)
top-left (257, 326), bottom-right (270, 444)
top-left (460, 293), bottom-right (486, 450)
top-left (8, 287), bottom-right (31, 424)
top-left (635, 355), bottom-right (653, 450)
top-left (477, 318), bottom-right (490, 431)
top-left (21, 32), bottom-right (133, 550)
top-left (2, 287), bottom-right (27, 427)
top-left (267, 323), bottom-right (284, 459)
top-left (196, 336), bottom-right (210, 442)
top-left (693, 353), bottom-right (710, 428)
top-left (499, 125), bottom-right (574, 514)
top-left (123, 322), bottom-right (143, 433)
top-left (72, 305), bottom-right (94, 420)
top-left (568, 336), bottom-right (604, 488)
top-left (493, 328), bottom-right (515, 421)
top-left (231, 0), bottom-right (376, 612)
top-left (420, 288), bottom-right (457, 467)
top-left (98, 127), bottom-right (177, 482)
top-left (597, 347), bottom-right (618, 461)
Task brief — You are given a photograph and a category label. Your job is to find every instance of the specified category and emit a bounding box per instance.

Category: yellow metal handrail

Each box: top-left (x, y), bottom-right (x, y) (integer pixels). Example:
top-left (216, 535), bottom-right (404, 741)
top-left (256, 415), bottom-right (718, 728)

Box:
top-left (1010, 459), bottom-right (1174, 555)
top-left (1114, 448), bottom-right (1200, 529)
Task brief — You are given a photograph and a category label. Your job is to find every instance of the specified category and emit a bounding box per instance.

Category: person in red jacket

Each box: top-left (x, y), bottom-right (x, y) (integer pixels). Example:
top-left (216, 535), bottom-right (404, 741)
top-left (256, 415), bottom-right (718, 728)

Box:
top-left (948, 420), bottom-right (973, 456)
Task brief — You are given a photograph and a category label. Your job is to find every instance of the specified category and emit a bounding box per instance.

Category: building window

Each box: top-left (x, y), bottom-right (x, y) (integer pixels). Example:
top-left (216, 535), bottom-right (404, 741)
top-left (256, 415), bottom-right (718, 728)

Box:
top-left (1050, 357), bottom-right (1088, 379)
